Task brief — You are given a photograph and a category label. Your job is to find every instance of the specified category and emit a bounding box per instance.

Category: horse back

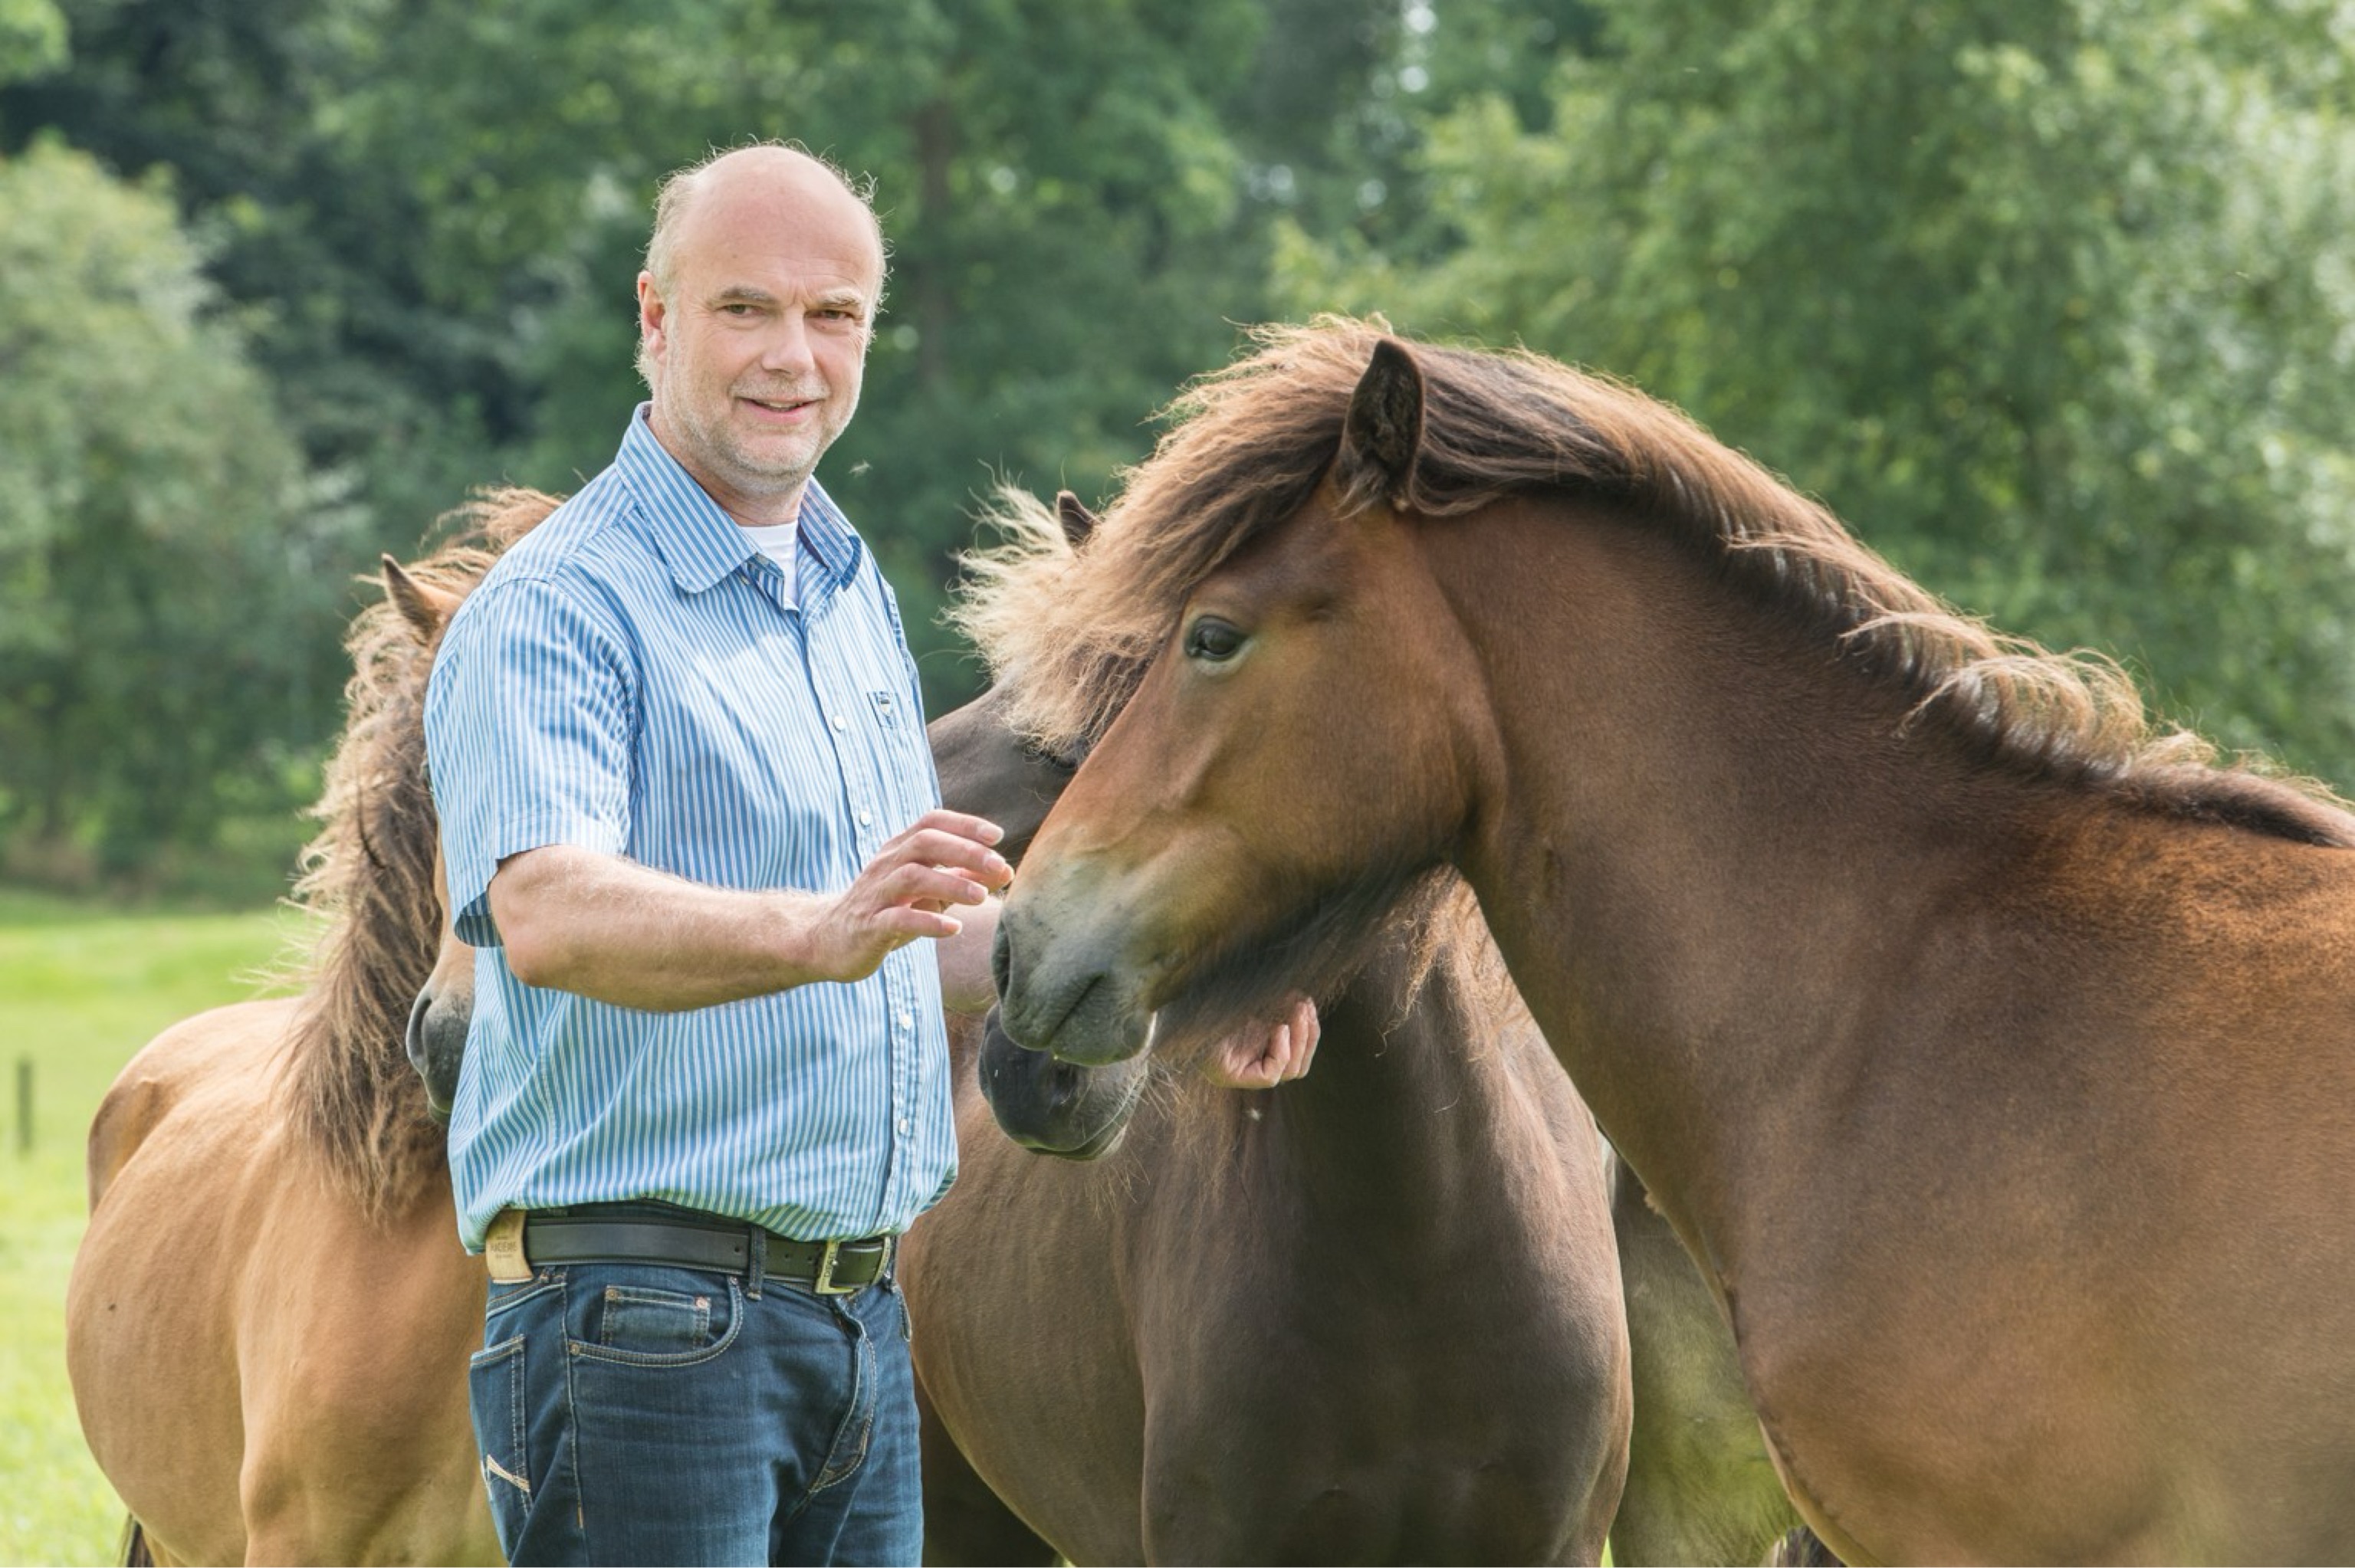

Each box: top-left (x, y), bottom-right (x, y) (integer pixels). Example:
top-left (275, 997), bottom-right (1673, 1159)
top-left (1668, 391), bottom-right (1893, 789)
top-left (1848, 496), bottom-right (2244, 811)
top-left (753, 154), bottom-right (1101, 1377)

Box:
top-left (86, 999), bottom-right (300, 1210)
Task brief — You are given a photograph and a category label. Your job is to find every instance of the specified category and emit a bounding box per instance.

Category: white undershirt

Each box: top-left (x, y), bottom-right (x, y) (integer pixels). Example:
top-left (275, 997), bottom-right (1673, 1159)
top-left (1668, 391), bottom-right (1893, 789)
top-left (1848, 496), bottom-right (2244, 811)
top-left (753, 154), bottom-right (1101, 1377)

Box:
top-left (739, 520), bottom-right (800, 608)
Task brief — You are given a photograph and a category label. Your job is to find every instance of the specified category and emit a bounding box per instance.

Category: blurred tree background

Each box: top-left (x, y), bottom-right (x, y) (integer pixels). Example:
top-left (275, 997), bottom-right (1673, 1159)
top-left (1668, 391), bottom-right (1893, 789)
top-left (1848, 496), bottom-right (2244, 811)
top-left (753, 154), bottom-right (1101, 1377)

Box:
top-left (1, 0), bottom-right (2350, 898)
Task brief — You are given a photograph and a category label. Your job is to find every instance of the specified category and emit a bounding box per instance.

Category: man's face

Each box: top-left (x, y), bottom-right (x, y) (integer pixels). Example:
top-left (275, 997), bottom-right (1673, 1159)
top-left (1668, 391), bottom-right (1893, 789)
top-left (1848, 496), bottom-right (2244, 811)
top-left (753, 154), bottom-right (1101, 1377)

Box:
top-left (638, 155), bottom-right (882, 521)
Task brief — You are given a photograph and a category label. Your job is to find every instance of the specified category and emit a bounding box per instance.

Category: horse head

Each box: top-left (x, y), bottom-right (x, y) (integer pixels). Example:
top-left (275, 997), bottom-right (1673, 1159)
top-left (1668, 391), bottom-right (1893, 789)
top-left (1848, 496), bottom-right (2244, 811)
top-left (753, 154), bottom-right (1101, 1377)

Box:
top-left (992, 339), bottom-right (1468, 1070)
top-left (379, 553), bottom-right (475, 1124)
top-left (930, 492), bottom-right (1151, 1160)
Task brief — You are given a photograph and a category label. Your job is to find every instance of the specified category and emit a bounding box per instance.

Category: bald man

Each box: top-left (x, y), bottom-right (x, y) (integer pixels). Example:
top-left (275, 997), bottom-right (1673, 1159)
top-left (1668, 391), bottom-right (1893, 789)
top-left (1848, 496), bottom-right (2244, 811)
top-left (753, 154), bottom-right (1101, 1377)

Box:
top-left (425, 144), bottom-right (1009, 1566)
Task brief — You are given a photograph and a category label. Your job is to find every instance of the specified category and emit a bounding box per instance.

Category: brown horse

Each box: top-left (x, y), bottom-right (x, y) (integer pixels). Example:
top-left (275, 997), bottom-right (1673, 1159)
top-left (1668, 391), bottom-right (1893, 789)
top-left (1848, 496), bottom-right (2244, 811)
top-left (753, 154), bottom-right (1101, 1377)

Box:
top-left (905, 499), bottom-right (1631, 1563)
top-left (73, 481), bottom-right (1719, 1567)
top-left (986, 320), bottom-right (2355, 1564)
top-left (64, 499), bottom-right (538, 1566)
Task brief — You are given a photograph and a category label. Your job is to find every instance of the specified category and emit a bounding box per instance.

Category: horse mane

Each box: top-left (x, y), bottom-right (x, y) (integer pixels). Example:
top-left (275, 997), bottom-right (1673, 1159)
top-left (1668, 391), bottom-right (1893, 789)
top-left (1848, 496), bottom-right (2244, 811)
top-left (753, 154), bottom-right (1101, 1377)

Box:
top-left (282, 486), bottom-right (561, 1222)
top-left (959, 316), bottom-right (2355, 848)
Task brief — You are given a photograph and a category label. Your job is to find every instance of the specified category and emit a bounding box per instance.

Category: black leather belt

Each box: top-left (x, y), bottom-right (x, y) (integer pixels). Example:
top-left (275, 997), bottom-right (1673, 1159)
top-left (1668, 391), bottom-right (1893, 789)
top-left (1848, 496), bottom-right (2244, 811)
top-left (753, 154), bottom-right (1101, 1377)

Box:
top-left (490, 1200), bottom-right (893, 1295)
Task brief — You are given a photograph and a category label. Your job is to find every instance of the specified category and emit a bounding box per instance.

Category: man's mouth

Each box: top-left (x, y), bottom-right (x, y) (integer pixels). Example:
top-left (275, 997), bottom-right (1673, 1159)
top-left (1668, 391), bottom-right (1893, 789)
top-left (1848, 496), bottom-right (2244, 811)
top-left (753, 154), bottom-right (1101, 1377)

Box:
top-left (741, 392), bottom-right (819, 419)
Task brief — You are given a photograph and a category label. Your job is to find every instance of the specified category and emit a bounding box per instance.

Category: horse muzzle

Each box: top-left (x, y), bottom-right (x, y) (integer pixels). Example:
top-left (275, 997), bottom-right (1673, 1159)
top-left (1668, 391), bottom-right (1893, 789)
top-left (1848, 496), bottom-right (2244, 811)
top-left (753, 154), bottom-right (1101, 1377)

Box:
top-left (992, 901), bottom-right (1158, 1067)
top-left (404, 985), bottom-right (470, 1125)
top-left (978, 1006), bottom-right (1145, 1160)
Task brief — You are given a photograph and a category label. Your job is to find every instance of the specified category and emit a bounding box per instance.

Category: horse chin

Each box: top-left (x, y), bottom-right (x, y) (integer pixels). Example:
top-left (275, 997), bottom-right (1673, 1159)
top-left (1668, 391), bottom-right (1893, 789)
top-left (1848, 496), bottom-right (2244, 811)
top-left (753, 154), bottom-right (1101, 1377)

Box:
top-left (1026, 1119), bottom-right (1131, 1163)
top-left (980, 1007), bottom-right (1148, 1160)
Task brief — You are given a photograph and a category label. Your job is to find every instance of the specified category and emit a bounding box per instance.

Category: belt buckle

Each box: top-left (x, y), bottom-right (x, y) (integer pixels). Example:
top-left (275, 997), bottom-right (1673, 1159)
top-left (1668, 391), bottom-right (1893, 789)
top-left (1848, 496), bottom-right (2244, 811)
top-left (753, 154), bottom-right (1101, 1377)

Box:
top-left (811, 1235), bottom-right (890, 1295)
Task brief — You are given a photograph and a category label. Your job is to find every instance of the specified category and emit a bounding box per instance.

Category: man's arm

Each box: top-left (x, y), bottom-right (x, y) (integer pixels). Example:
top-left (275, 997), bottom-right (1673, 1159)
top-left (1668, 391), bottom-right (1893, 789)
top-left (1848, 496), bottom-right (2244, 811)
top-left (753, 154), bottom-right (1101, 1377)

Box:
top-left (488, 809), bottom-right (1011, 1012)
top-left (934, 894), bottom-right (1001, 1015)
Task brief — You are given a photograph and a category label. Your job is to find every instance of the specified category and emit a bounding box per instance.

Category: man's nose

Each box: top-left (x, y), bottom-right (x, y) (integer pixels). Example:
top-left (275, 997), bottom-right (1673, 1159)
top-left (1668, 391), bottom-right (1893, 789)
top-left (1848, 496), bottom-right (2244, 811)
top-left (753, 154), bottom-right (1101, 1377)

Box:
top-left (759, 313), bottom-right (818, 376)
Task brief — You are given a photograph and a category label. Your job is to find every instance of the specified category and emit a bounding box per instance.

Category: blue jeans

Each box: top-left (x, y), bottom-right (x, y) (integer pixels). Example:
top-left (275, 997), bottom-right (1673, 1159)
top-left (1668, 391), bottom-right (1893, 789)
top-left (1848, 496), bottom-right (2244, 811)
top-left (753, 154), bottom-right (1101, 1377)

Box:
top-left (468, 1261), bottom-right (921, 1566)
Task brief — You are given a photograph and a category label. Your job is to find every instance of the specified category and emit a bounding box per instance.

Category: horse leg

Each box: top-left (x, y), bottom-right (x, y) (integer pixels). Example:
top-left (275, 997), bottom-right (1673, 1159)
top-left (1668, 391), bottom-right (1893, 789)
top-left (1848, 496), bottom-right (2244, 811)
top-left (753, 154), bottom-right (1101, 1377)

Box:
top-left (1610, 1153), bottom-right (1815, 1566)
top-left (916, 1376), bottom-right (1058, 1566)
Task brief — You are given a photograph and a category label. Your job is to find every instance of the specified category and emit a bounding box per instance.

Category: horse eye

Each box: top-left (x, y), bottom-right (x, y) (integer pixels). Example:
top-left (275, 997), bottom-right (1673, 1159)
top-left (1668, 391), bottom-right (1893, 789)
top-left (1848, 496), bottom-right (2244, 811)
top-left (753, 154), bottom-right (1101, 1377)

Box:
top-left (1184, 618), bottom-right (1244, 662)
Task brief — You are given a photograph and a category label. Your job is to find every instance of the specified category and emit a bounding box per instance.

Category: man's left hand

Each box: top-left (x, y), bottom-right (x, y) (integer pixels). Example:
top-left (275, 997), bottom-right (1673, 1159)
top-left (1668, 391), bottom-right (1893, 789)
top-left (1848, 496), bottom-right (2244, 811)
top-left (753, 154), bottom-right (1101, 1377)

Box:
top-left (1202, 995), bottom-right (1320, 1090)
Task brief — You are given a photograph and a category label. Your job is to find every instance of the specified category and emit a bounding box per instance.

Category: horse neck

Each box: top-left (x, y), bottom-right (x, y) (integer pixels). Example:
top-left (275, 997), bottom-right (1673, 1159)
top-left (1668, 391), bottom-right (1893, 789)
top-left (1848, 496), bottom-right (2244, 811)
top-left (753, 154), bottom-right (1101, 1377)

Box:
top-left (1422, 499), bottom-right (2029, 1255)
top-left (1243, 930), bottom-right (1576, 1236)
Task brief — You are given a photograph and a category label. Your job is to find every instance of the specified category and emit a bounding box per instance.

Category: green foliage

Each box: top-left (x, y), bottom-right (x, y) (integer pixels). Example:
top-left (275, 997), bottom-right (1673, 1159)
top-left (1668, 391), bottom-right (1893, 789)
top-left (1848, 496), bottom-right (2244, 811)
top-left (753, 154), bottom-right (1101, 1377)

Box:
top-left (0, 0), bottom-right (61, 84)
top-left (3, 0), bottom-right (1420, 713)
top-left (1279, 0), bottom-right (2355, 783)
top-left (5, 0), bottom-right (2354, 882)
top-left (310, 0), bottom-right (1315, 694)
top-left (0, 139), bottom-right (350, 879)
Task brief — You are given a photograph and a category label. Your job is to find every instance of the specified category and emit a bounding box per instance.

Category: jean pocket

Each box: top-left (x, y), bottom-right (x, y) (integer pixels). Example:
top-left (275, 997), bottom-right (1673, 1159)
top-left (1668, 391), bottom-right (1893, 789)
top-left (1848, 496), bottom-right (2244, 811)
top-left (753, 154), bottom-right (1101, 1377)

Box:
top-left (484, 1269), bottom-right (563, 1327)
top-left (467, 1336), bottom-right (532, 1543)
top-left (573, 1275), bottom-right (743, 1366)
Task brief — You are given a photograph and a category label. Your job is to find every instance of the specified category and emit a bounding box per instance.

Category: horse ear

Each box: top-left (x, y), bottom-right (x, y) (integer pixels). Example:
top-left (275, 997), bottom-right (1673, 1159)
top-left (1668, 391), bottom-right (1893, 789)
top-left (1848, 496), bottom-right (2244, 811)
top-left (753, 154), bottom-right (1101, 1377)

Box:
top-left (380, 555), bottom-right (461, 643)
top-left (1342, 338), bottom-right (1426, 502)
top-left (1054, 490), bottom-right (1099, 553)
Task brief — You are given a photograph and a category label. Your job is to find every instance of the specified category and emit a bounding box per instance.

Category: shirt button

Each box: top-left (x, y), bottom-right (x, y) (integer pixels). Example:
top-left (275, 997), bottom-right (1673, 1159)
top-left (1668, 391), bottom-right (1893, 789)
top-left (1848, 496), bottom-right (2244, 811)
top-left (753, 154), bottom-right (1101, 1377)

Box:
top-left (897, 1118), bottom-right (912, 1136)
top-left (895, 1011), bottom-right (914, 1030)
top-left (857, 810), bottom-right (872, 827)
top-left (829, 713), bottom-right (847, 733)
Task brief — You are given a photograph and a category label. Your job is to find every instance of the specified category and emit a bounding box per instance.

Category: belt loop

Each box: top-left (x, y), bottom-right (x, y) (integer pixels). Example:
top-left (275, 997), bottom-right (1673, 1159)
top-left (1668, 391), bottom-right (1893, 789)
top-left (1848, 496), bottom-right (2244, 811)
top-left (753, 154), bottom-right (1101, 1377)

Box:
top-left (745, 1224), bottom-right (766, 1301)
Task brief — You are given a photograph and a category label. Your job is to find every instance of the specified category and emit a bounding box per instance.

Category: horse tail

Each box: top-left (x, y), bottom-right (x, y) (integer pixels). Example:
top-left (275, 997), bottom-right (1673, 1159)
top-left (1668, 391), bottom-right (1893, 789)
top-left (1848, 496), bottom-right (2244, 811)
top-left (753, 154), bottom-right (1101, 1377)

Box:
top-left (117, 1514), bottom-right (154, 1567)
top-left (1767, 1524), bottom-right (1844, 1566)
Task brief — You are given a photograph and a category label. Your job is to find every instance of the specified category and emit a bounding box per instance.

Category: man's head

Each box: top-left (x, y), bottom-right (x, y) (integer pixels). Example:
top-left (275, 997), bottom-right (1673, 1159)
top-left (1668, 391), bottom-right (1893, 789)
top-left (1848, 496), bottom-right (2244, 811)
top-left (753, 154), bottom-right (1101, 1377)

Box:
top-left (636, 144), bottom-right (888, 524)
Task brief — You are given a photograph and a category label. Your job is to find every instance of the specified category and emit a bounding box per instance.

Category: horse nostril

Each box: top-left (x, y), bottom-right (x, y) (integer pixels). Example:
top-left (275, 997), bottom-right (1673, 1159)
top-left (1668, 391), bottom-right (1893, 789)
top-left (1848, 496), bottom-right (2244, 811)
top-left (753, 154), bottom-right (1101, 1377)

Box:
top-left (990, 920), bottom-right (1013, 1000)
top-left (403, 987), bottom-right (435, 1073)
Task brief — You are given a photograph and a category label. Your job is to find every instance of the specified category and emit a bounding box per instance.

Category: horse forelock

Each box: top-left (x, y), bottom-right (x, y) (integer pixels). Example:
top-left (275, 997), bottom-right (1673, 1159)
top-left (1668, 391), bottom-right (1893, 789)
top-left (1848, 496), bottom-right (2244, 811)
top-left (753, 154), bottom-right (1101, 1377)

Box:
top-left (282, 486), bottom-right (561, 1220)
top-left (958, 316), bottom-right (2355, 845)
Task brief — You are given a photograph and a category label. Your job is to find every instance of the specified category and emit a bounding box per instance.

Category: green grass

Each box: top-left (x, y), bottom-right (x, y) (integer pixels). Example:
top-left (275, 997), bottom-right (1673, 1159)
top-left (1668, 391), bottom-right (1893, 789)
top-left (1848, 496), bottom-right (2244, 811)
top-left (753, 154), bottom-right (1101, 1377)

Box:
top-left (0, 893), bottom-right (301, 1566)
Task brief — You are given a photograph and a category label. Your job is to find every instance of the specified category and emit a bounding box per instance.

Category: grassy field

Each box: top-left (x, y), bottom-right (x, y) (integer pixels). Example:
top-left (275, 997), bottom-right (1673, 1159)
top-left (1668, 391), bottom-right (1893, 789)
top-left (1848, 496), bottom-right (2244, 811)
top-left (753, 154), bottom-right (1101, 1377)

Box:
top-left (0, 891), bottom-right (301, 1566)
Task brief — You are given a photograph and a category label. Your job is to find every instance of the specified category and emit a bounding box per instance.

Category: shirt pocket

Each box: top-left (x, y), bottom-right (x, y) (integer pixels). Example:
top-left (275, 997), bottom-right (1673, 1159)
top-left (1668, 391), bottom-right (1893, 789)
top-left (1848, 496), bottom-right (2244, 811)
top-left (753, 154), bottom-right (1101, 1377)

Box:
top-left (868, 687), bottom-right (941, 821)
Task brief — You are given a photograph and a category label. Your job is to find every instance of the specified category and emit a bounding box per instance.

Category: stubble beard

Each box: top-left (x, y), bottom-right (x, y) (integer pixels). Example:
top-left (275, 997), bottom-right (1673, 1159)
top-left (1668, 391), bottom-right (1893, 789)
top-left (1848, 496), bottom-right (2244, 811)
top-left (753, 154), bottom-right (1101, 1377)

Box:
top-left (656, 370), bottom-right (842, 510)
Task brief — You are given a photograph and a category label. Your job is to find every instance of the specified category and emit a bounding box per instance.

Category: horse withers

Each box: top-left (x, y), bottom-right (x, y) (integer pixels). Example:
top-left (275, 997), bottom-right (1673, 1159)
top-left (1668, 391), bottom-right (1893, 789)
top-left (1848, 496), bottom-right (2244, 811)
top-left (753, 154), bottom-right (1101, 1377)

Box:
top-left (985, 321), bottom-right (2355, 1564)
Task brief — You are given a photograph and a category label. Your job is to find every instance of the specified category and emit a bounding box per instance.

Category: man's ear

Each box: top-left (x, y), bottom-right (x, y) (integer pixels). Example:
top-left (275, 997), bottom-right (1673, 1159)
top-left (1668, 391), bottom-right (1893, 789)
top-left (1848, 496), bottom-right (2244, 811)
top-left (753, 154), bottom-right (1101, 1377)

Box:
top-left (1340, 338), bottom-right (1426, 505)
top-left (636, 271), bottom-right (668, 367)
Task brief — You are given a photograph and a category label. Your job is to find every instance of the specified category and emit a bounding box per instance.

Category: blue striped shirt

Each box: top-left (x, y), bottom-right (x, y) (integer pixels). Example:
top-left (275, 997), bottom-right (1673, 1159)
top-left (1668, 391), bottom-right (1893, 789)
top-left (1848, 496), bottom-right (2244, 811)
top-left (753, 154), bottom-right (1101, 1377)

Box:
top-left (424, 405), bottom-right (954, 1251)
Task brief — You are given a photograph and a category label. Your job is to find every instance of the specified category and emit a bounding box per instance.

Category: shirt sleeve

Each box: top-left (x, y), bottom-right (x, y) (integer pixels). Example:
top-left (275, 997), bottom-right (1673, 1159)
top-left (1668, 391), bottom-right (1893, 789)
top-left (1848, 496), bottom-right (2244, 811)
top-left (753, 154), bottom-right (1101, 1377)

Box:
top-left (424, 575), bottom-right (635, 946)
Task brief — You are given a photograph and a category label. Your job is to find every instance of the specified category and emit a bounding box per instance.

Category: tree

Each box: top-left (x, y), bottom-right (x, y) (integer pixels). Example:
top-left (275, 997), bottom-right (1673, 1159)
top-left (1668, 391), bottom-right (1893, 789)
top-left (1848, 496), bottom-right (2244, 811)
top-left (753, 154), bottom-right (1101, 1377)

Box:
top-left (315, 0), bottom-right (1306, 697)
top-left (1279, 0), bottom-right (2355, 782)
top-left (0, 139), bottom-right (349, 878)
top-left (0, 0), bottom-right (61, 84)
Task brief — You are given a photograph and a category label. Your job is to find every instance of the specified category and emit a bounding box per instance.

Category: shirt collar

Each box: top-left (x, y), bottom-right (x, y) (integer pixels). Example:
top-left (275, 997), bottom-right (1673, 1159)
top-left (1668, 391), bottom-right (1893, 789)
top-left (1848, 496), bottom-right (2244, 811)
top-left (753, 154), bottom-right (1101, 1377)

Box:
top-left (613, 404), bottom-right (864, 597)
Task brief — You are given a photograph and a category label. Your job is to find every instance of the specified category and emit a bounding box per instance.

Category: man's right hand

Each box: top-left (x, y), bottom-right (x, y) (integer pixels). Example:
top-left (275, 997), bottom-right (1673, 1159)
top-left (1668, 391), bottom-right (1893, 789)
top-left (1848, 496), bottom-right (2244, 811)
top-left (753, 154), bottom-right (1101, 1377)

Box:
top-left (807, 809), bottom-right (1013, 982)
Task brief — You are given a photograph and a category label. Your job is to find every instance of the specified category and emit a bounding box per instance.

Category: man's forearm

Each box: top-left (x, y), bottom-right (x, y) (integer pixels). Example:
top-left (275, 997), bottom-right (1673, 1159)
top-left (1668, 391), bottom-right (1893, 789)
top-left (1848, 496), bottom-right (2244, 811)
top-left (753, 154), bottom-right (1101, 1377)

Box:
top-left (488, 845), bottom-right (846, 1011)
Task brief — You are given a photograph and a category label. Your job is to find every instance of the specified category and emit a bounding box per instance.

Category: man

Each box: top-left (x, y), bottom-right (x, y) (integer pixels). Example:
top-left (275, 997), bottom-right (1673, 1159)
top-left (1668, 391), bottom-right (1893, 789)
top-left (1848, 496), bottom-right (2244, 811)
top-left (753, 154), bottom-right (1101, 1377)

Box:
top-left (425, 144), bottom-right (1008, 1566)
top-left (427, 142), bottom-right (1315, 1566)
